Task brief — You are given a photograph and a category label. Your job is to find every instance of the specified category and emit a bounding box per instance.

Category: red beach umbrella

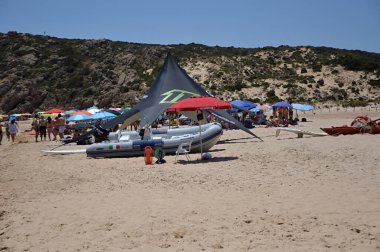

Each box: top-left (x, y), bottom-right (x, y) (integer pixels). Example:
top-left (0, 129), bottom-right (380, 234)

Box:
top-left (45, 108), bottom-right (65, 114)
top-left (70, 110), bottom-right (93, 116)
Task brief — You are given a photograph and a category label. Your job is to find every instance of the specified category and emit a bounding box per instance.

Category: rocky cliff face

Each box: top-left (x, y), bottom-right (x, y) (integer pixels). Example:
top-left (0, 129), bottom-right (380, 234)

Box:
top-left (0, 32), bottom-right (379, 113)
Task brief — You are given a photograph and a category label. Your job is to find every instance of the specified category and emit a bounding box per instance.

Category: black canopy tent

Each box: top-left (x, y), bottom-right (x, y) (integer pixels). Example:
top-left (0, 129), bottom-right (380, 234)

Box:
top-left (72, 53), bottom-right (262, 142)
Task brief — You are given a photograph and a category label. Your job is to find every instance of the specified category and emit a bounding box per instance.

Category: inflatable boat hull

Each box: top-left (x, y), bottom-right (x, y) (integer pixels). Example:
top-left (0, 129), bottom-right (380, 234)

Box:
top-left (86, 123), bottom-right (223, 158)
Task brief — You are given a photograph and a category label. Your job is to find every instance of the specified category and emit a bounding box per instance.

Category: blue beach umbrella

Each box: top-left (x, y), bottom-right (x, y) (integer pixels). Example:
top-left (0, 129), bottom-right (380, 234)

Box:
top-left (67, 114), bottom-right (92, 122)
top-left (228, 107), bottom-right (239, 113)
top-left (272, 101), bottom-right (292, 108)
top-left (90, 111), bottom-right (117, 120)
top-left (261, 104), bottom-right (272, 112)
top-left (64, 109), bottom-right (78, 116)
top-left (249, 106), bottom-right (261, 112)
top-left (87, 106), bottom-right (101, 114)
top-left (229, 100), bottom-right (257, 109)
top-left (291, 103), bottom-right (314, 111)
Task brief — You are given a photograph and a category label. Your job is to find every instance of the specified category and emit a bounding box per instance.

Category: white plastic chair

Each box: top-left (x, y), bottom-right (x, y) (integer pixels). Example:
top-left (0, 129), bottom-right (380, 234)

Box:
top-left (175, 140), bottom-right (192, 163)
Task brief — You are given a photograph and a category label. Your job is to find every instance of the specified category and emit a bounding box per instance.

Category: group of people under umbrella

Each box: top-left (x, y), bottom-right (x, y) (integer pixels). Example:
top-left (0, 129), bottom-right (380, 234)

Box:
top-left (227, 100), bottom-right (314, 128)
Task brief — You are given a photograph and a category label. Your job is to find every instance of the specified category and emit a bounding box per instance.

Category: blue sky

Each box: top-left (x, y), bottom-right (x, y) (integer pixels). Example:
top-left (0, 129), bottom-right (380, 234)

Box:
top-left (0, 0), bottom-right (379, 53)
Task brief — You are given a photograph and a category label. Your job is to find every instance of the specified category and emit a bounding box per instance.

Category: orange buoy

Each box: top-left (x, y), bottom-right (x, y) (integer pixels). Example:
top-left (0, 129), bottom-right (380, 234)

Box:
top-left (144, 146), bottom-right (153, 165)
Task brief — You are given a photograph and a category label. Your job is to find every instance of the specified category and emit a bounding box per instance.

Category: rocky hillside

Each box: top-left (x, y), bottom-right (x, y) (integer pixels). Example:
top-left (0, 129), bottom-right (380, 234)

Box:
top-left (1, 32), bottom-right (379, 113)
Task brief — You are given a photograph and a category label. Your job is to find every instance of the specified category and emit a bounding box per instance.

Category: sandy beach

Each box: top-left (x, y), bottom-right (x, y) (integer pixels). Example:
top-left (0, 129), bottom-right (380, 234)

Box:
top-left (1, 109), bottom-right (380, 251)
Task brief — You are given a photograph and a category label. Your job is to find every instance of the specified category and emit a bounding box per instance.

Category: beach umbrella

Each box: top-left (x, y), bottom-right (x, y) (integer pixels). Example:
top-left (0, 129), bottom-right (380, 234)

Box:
top-left (90, 111), bottom-right (117, 120)
top-left (228, 107), bottom-right (239, 113)
top-left (71, 110), bottom-right (93, 116)
top-left (261, 104), bottom-right (272, 111)
top-left (45, 108), bottom-right (65, 114)
top-left (87, 106), bottom-right (101, 114)
top-left (250, 104), bottom-right (272, 113)
top-left (71, 123), bottom-right (93, 130)
top-left (249, 106), bottom-right (261, 112)
top-left (64, 109), bottom-right (78, 116)
top-left (67, 114), bottom-right (92, 122)
top-left (291, 103), bottom-right (314, 111)
top-left (167, 96), bottom-right (232, 159)
top-left (120, 107), bottom-right (131, 114)
top-left (102, 109), bottom-right (121, 116)
top-left (229, 100), bottom-right (257, 110)
top-left (272, 101), bottom-right (292, 108)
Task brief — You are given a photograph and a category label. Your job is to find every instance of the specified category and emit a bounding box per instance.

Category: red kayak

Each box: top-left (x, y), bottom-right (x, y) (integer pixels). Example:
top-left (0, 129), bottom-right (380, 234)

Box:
top-left (321, 116), bottom-right (380, 136)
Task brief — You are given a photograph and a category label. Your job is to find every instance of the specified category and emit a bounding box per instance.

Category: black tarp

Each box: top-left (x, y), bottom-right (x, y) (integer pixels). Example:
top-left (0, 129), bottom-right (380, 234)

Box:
top-left (81, 53), bottom-right (262, 141)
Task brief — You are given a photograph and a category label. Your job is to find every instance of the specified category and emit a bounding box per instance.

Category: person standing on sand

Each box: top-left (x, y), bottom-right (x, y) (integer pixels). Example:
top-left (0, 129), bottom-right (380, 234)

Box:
top-left (46, 117), bottom-right (54, 141)
top-left (32, 114), bottom-right (40, 142)
top-left (4, 120), bottom-right (10, 141)
top-left (0, 122), bottom-right (3, 145)
top-left (9, 119), bottom-right (18, 142)
top-left (39, 116), bottom-right (47, 141)
top-left (56, 114), bottom-right (66, 139)
top-left (52, 116), bottom-right (59, 141)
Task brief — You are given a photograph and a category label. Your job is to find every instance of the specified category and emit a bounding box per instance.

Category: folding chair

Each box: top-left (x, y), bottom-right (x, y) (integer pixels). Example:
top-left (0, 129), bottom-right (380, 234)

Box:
top-left (175, 140), bottom-right (192, 163)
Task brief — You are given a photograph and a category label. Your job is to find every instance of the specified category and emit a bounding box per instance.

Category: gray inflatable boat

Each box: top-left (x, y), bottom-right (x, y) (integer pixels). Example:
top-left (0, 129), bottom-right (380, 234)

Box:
top-left (86, 123), bottom-right (223, 158)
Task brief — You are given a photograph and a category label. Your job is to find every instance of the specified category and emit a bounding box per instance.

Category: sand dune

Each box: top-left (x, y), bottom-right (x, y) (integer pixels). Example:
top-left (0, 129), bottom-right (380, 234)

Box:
top-left (1, 109), bottom-right (379, 251)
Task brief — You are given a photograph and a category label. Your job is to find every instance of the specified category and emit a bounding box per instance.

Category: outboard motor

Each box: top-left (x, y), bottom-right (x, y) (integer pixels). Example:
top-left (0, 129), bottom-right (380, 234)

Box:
top-left (93, 124), bottom-right (110, 143)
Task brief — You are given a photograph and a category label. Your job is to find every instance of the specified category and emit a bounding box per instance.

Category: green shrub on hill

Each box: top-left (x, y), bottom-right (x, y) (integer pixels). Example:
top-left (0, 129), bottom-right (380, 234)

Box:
top-left (368, 79), bottom-right (380, 88)
top-left (265, 89), bottom-right (280, 103)
top-left (221, 81), bottom-right (246, 92)
top-left (312, 63), bottom-right (322, 72)
top-left (317, 78), bottom-right (324, 85)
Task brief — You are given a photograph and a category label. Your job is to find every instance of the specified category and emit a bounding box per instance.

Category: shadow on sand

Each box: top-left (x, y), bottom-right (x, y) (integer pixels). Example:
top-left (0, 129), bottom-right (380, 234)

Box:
top-left (176, 156), bottom-right (238, 165)
top-left (217, 137), bottom-right (257, 145)
top-left (207, 148), bottom-right (226, 153)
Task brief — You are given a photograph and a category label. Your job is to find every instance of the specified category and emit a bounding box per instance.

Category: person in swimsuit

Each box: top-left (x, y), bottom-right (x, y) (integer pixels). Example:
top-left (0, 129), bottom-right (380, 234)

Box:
top-left (46, 117), bottom-right (54, 141)
top-left (4, 120), bottom-right (10, 141)
top-left (9, 119), bottom-right (18, 142)
top-left (39, 116), bottom-right (47, 141)
top-left (32, 114), bottom-right (40, 142)
top-left (56, 114), bottom-right (66, 139)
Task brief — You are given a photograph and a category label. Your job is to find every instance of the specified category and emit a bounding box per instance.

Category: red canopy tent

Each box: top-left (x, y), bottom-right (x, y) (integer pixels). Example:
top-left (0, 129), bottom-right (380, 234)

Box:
top-left (166, 96), bottom-right (232, 159)
top-left (166, 96), bottom-right (232, 112)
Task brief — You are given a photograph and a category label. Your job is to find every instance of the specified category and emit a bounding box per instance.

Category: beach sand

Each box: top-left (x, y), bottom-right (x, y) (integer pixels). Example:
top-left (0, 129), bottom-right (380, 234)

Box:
top-left (1, 109), bottom-right (379, 251)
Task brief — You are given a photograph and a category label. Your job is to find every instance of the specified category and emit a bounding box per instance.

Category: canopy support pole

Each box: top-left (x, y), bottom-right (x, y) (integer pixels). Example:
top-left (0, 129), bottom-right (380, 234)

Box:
top-left (198, 110), bottom-right (203, 160)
